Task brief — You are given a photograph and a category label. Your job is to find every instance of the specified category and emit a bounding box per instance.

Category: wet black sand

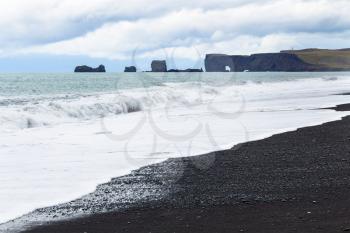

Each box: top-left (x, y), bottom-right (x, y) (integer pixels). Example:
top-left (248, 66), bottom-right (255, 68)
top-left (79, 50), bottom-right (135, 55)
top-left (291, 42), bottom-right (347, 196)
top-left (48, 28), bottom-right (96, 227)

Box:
top-left (23, 104), bottom-right (350, 233)
top-left (326, 103), bottom-right (350, 112)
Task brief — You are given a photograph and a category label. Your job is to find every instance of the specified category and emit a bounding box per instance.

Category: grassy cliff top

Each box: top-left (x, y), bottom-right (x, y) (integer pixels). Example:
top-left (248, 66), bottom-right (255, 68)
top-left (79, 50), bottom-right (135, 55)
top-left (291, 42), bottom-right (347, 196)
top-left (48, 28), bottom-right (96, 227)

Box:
top-left (281, 49), bottom-right (350, 70)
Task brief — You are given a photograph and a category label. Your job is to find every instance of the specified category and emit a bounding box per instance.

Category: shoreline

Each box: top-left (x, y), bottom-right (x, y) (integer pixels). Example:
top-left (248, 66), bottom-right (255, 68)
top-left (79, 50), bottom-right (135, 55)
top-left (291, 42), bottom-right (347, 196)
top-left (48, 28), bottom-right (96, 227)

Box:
top-left (5, 103), bottom-right (347, 233)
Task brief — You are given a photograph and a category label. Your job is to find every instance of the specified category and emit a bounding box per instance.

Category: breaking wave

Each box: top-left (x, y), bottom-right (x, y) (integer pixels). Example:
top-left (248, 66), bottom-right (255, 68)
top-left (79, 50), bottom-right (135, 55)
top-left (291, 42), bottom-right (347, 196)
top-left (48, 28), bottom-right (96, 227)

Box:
top-left (0, 84), bottom-right (220, 130)
top-left (0, 76), bottom-right (348, 130)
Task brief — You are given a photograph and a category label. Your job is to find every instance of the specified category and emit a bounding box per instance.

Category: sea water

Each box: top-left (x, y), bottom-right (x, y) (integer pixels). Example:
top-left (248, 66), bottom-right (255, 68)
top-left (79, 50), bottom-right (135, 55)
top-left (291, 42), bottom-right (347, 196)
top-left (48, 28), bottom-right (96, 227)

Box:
top-left (1, 72), bottom-right (350, 223)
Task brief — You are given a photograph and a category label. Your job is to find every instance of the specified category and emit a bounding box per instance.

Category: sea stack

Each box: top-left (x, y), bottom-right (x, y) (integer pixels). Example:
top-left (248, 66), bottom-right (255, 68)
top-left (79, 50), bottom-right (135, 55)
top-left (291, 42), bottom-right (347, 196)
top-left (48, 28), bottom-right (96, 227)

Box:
top-left (151, 60), bottom-right (167, 72)
top-left (124, 66), bottom-right (137, 72)
top-left (74, 65), bottom-right (106, 73)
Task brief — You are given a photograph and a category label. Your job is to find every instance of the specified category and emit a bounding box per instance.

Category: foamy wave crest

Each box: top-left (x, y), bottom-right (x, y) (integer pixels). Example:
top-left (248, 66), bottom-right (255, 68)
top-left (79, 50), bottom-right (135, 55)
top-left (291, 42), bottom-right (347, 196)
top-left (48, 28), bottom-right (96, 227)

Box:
top-left (0, 85), bottom-right (221, 130)
top-left (1, 76), bottom-right (349, 131)
top-left (0, 96), bottom-right (143, 130)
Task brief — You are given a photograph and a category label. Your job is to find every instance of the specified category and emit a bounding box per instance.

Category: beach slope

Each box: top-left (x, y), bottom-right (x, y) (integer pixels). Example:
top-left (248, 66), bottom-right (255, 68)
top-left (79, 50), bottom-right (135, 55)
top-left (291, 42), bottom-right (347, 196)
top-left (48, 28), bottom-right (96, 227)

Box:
top-left (18, 104), bottom-right (350, 233)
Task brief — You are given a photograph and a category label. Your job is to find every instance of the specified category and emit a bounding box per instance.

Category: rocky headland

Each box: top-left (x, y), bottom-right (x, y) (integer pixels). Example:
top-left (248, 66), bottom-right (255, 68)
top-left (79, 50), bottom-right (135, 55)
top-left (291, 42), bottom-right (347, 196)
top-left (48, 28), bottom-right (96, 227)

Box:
top-left (205, 49), bottom-right (350, 72)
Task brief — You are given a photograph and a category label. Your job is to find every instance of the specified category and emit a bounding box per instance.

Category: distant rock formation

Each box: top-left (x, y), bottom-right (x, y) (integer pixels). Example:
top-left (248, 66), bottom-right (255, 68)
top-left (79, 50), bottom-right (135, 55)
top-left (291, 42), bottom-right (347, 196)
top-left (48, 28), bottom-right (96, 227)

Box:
top-left (167, 68), bottom-right (204, 72)
top-left (151, 60), bottom-right (167, 72)
top-left (205, 49), bottom-right (350, 72)
top-left (205, 53), bottom-right (316, 72)
top-left (124, 66), bottom-right (137, 72)
top-left (205, 54), bottom-right (236, 72)
top-left (74, 65), bottom-right (106, 73)
top-left (281, 48), bottom-right (350, 71)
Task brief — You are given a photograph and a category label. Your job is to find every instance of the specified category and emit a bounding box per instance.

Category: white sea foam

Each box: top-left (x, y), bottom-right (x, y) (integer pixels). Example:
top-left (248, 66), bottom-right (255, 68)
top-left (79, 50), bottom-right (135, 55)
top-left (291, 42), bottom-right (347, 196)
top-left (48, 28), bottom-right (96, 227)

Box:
top-left (0, 74), bottom-right (350, 226)
top-left (1, 76), bottom-right (349, 131)
top-left (0, 85), bottom-right (218, 130)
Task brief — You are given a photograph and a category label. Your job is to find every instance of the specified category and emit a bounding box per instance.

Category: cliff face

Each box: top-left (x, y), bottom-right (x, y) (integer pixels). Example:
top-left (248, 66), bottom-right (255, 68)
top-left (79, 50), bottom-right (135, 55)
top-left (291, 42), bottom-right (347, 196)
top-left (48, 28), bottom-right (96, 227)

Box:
top-left (205, 53), bottom-right (318, 72)
top-left (245, 53), bottom-right (316, 72)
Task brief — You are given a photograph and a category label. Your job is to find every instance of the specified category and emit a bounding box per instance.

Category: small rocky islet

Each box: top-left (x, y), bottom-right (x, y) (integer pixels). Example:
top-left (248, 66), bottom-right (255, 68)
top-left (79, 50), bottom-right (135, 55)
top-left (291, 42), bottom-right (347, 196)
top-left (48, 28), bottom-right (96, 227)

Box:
top-left (74, 65), bottom-right (106, 73)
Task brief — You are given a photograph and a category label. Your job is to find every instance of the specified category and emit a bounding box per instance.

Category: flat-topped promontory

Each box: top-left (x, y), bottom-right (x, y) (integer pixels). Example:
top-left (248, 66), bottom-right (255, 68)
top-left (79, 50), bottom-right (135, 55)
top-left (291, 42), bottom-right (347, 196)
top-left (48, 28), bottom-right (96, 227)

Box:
top-left (205, 48), bottom-right (350, 72)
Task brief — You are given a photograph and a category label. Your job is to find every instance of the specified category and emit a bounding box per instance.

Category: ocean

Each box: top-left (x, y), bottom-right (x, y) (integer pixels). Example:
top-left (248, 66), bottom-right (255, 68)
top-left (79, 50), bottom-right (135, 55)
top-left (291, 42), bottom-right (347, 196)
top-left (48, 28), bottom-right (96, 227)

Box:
top-left (1, 72), bottom-right (350, 223)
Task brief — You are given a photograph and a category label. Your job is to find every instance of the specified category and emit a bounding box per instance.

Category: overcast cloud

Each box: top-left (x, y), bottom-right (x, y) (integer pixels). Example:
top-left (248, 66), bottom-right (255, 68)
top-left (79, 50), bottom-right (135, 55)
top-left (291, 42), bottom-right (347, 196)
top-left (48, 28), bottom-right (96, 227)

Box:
top-left (0, 0), bottom-right (350, 71)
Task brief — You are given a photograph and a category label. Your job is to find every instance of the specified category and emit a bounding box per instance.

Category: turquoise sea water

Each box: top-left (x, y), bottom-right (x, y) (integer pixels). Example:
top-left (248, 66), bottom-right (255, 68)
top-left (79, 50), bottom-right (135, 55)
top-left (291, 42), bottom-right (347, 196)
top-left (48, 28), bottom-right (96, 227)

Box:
top-left (1, 72), bottom-right (349, 97)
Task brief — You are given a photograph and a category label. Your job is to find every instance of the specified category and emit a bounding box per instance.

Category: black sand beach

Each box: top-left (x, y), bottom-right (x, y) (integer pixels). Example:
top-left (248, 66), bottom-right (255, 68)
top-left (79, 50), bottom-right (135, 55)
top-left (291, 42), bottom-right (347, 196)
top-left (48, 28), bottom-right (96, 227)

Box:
top-left (22, 104), bottom-right (350, 233)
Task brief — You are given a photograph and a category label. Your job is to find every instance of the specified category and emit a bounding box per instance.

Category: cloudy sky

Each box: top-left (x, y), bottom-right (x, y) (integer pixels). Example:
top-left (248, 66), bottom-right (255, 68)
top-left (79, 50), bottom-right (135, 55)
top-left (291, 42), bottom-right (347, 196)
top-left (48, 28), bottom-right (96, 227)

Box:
top-left (0, 0), bottom-right (349, 72)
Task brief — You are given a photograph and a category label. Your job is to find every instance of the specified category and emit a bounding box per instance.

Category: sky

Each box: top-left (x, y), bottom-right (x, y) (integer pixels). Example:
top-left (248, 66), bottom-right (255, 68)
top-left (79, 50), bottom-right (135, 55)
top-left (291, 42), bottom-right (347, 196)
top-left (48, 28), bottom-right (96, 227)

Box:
top-left (0, 0), bottom-right (350, 72)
